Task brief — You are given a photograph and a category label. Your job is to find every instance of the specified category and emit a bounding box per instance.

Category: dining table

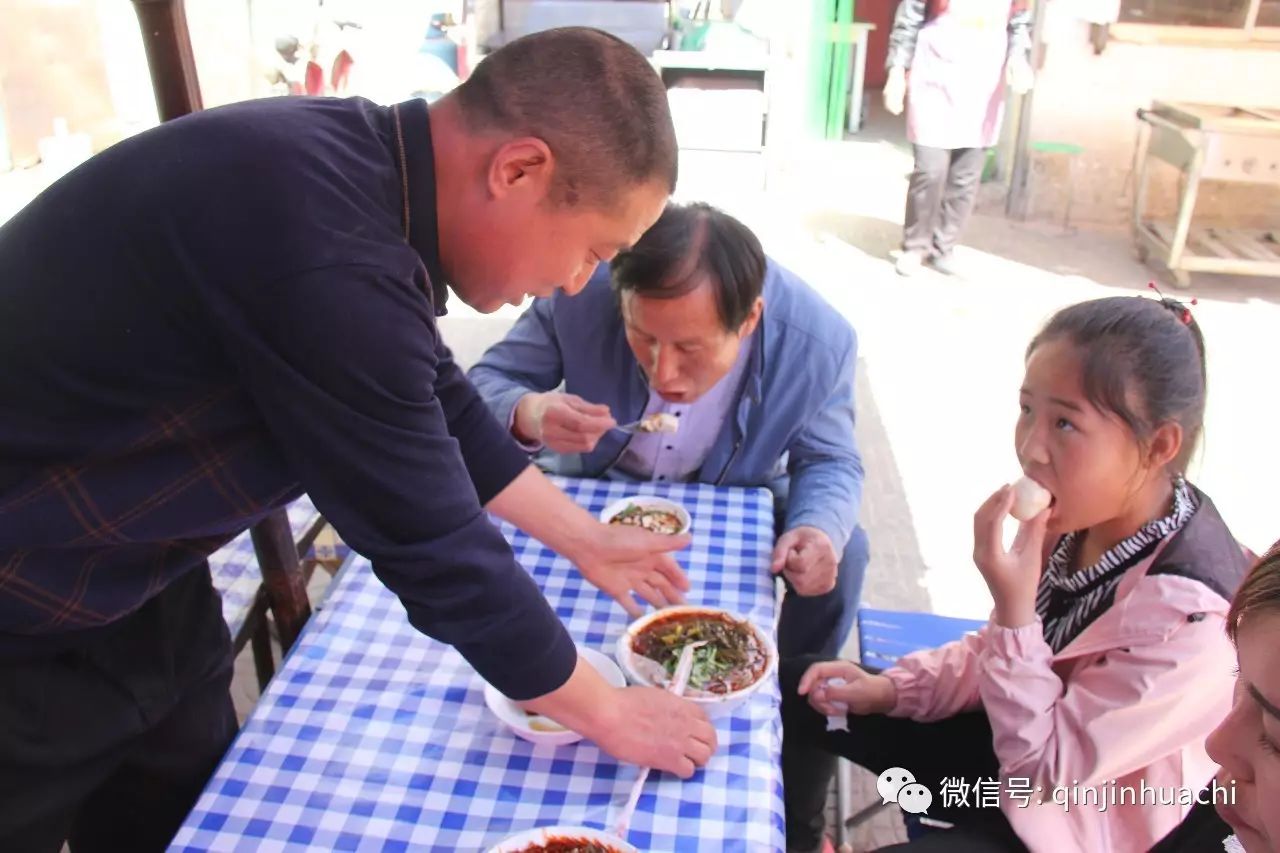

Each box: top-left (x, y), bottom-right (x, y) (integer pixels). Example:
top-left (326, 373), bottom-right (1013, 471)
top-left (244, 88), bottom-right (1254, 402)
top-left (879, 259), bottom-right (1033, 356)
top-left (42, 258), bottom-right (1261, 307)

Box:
top-left (172, 476), bottom-right (785, 852)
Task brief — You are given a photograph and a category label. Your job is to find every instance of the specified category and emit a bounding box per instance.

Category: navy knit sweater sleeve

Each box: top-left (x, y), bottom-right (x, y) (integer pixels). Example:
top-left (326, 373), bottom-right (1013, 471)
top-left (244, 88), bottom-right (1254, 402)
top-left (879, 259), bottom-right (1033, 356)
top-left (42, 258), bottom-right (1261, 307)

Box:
top-left (201, 261), bottom-right (574, 699)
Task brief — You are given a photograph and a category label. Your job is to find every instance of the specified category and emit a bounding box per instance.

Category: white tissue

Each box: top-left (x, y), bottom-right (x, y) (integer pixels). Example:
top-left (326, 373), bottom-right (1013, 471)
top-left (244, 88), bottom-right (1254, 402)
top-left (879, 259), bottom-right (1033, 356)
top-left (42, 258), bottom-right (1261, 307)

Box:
top-left (824, 677), bottom-right (849, 732)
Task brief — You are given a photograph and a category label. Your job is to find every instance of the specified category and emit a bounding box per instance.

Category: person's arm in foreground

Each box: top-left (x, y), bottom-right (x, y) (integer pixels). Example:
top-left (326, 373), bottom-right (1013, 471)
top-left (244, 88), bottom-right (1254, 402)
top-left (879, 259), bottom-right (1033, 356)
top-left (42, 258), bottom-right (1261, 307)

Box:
top-left (487, 466), bottom-right (691, 616)
top-left (206, 262), bottom-right (712, 775)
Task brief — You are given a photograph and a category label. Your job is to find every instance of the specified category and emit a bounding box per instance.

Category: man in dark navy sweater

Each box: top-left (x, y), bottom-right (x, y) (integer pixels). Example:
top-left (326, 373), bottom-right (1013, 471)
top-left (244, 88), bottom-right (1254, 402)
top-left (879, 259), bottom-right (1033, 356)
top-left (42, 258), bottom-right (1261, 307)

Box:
top-left (0, 27), bottom-right (715, 850)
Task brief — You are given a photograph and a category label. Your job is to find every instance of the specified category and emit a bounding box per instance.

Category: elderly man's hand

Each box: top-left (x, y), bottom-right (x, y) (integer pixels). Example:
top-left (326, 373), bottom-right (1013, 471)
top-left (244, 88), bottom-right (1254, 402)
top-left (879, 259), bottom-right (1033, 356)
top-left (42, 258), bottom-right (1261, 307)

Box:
top-left (771, 525), bottom-right (838, 596)
top-left (573, 522), bottom-right (692, 617)
top-left (513, 391), bottom-right (616, 454)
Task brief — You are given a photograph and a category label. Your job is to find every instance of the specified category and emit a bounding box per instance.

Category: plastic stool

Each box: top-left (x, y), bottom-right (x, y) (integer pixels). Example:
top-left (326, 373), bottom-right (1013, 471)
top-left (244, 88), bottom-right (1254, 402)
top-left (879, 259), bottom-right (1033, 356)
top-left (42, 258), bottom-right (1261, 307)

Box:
top-left (835, 608), bottom-right (987, 846)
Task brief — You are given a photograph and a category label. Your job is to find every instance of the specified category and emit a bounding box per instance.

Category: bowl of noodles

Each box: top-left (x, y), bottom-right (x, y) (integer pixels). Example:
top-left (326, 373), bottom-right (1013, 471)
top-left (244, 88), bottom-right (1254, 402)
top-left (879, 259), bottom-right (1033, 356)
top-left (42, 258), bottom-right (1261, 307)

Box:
top-left (615, 605), bottom-right (776, 717)
top-left (599, 496), bottom-right (691, 536)
top-left (487, 826), bottom-right (638, 853)
top-left (484, 647), bottom-right (626, 746)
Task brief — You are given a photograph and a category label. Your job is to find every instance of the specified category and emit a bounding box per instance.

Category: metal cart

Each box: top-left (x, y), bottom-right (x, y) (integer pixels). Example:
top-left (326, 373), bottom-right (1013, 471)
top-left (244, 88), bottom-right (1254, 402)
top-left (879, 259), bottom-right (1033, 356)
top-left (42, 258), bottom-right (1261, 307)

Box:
top-left (1133, 100), bottom-right (1280, 288)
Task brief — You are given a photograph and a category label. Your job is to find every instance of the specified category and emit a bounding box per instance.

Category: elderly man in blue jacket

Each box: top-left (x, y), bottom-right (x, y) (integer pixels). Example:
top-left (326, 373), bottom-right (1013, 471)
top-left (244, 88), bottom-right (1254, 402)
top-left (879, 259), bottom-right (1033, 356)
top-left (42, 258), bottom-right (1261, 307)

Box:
top-left (470, 203), bottom-right (869, 657)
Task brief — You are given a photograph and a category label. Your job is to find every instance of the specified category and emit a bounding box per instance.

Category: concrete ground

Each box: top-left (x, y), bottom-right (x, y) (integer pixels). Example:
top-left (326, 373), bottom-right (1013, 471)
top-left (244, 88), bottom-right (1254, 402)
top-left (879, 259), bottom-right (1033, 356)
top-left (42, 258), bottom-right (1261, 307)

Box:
top-left (5, 102), bottom-right (1276, 852)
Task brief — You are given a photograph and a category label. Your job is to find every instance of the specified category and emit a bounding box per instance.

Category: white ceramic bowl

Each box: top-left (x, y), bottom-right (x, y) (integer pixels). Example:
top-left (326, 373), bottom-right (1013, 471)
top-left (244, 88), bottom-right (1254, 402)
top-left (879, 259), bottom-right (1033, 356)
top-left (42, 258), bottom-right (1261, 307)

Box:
top-left (598, 495), bottom-right (692, 536)
top-left (484, 646), bottom-right (626, 747)
top-left (615, 605), bottom-right (777, 718)
top-left (487, 825), bottom-right (638, 853)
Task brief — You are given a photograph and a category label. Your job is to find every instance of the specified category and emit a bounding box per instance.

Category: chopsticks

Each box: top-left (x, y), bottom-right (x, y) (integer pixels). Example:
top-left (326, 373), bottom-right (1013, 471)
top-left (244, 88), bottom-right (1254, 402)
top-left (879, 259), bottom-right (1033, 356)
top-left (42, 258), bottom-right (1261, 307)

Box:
top-left (612, 641), bottom-right (705, 841)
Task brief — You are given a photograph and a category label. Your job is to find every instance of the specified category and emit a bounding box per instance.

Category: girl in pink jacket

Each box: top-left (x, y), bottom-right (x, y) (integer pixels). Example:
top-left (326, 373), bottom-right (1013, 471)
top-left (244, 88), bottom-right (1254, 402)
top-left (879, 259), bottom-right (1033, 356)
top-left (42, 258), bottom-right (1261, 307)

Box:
top-left (782, 294), bottom-right (1251, 853)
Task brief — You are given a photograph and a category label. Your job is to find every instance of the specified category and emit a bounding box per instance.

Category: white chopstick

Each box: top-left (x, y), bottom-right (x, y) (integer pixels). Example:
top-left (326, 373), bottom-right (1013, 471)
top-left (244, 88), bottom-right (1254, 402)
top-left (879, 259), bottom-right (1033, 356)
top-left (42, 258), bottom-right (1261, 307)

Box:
top-left (612, 641), bottom-right (704, 841)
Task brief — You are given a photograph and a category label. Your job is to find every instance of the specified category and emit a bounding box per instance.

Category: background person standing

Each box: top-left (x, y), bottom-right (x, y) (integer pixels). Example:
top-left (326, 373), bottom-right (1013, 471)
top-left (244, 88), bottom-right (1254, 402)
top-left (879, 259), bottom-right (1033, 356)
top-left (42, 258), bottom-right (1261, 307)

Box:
top-left (885, 0), bottom-right (1034, 278)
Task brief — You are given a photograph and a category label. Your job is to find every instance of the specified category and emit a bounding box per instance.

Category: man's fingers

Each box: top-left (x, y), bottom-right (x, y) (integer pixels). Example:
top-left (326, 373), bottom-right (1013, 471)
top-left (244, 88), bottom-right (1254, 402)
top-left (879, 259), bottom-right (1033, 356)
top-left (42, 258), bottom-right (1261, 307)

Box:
top-left (770, 548), bottom-right (790, 575)
top-left (643, 530), bottom-right (691, 553)
top-left (651, 554), bottom-right (691, 593)
top-left (690, 717), bottom-right (717, 751)
top-left (553, 397), bottom-right (614, 430)
top-left (796, 568), bottom-right (837, 596)
top-left (543, 426), bottom-right (593, 453)
top-left (611, 527), bottom-right (691, 556)
top-left (635, 577), bottom-right (676, 609)
top-left (563, 395), bottom-right (613, 419)
top-left (550, 411), bottom-right (615, 437)
top-left (670, 756), bottom-right (696, 779)
top-left (574, 414), bottom-right (619, 435)
top-left (772, 531), bottom-right (799, 574)
top-left (686, 738), bottom-right (713, 766)
top-left (629, 559), bottom-right (687, 608)
top-left (633, 579), bottom-right (660, 608)
top-left (645, 566), bottom-right (687, 605)
top-left (610, 588), bottom-right (645, 619)
top-left (786, 542), bottom-right (814, 574)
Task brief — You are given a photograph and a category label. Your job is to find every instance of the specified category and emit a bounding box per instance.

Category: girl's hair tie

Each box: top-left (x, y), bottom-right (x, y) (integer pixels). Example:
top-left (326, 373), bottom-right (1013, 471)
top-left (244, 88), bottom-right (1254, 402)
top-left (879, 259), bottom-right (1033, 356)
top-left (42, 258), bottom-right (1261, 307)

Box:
top-left (1148, 281), bottom-right (1197, 325)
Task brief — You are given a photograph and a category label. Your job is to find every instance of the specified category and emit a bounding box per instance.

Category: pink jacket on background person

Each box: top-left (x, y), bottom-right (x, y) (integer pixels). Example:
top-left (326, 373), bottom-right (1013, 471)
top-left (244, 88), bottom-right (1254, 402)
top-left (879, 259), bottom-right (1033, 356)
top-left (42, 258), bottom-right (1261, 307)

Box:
top-left (883, 488), bottom-right (1250, 852)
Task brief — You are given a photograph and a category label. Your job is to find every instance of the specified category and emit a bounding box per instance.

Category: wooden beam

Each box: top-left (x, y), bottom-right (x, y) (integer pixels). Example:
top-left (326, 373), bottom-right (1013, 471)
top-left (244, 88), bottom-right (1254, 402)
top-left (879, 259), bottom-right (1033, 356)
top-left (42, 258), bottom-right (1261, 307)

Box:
top-left (131, 0), bottom-right (319, 671)
top-left (1214, 228), bottom-right (1280, 262)
top-left (1247, 0), bottom-right (1263, 30)
top-left (1006, 0), bottom-right (1050, 219)
top-left (250, 510), bottom-right (313, 654)
top-left (130, 0), bottom-right (203, 121)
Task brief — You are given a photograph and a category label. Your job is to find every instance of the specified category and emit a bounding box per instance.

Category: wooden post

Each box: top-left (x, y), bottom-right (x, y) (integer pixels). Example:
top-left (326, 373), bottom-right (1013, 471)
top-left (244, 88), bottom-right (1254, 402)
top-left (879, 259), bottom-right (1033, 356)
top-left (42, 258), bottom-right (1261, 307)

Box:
top-left (249, 511), bottom-right (313, 653)
top-left (131, 0), bottom-right (315, 661)
top-left (130, 0), bottom-right (203, 120)
top-left (1005, 0), bottom-right (1050, 220)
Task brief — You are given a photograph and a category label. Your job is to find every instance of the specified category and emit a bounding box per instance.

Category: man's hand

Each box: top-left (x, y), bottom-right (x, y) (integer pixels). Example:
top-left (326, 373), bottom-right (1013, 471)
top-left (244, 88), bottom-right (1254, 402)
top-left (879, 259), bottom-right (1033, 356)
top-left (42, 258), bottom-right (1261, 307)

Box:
top-left (522, 653), bottom-right (717, 778)
top-left (798, 659), bottom-right (896, 716)
top-left (592, 686), bottom-right (718, 778)
top-left (574, 522), bottom-right (692, 618)
top-left (884, 66), bottom-right (907, 116)
top-left (771, 526), bottom-right (838, 597)
top-left (973, 485), bottom-right (1049, 629)
top-left (513, 391), bottom-right (616, 453)
top-left (487, 468), bottom-right (692, 619)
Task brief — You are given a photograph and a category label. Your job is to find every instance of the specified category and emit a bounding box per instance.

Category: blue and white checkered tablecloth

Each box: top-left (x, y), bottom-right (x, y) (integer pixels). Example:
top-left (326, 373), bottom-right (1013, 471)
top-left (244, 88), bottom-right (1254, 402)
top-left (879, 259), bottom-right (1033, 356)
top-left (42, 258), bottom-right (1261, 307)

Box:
top-left (209, 496), bottom-right (323, 638)
top-left (174, 477), bottom-right (784, 852)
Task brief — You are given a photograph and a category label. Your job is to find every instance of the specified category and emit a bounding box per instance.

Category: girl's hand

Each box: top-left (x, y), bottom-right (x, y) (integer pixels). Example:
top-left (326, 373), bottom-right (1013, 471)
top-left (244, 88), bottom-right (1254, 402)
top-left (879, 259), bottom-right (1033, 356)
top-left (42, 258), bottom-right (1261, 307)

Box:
top-left (798, 660), bottom-right (896, 716)
top-left (973, 485), bottom-right (1050, 629)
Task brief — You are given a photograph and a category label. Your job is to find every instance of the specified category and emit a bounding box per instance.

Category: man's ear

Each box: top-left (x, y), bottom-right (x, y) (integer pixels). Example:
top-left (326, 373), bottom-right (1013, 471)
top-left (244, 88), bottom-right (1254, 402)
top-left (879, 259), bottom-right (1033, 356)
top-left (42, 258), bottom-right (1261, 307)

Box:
top-left (739, 296), bottom-right (765, 339)
top-left (487, 137), bottom-right (555, 201)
